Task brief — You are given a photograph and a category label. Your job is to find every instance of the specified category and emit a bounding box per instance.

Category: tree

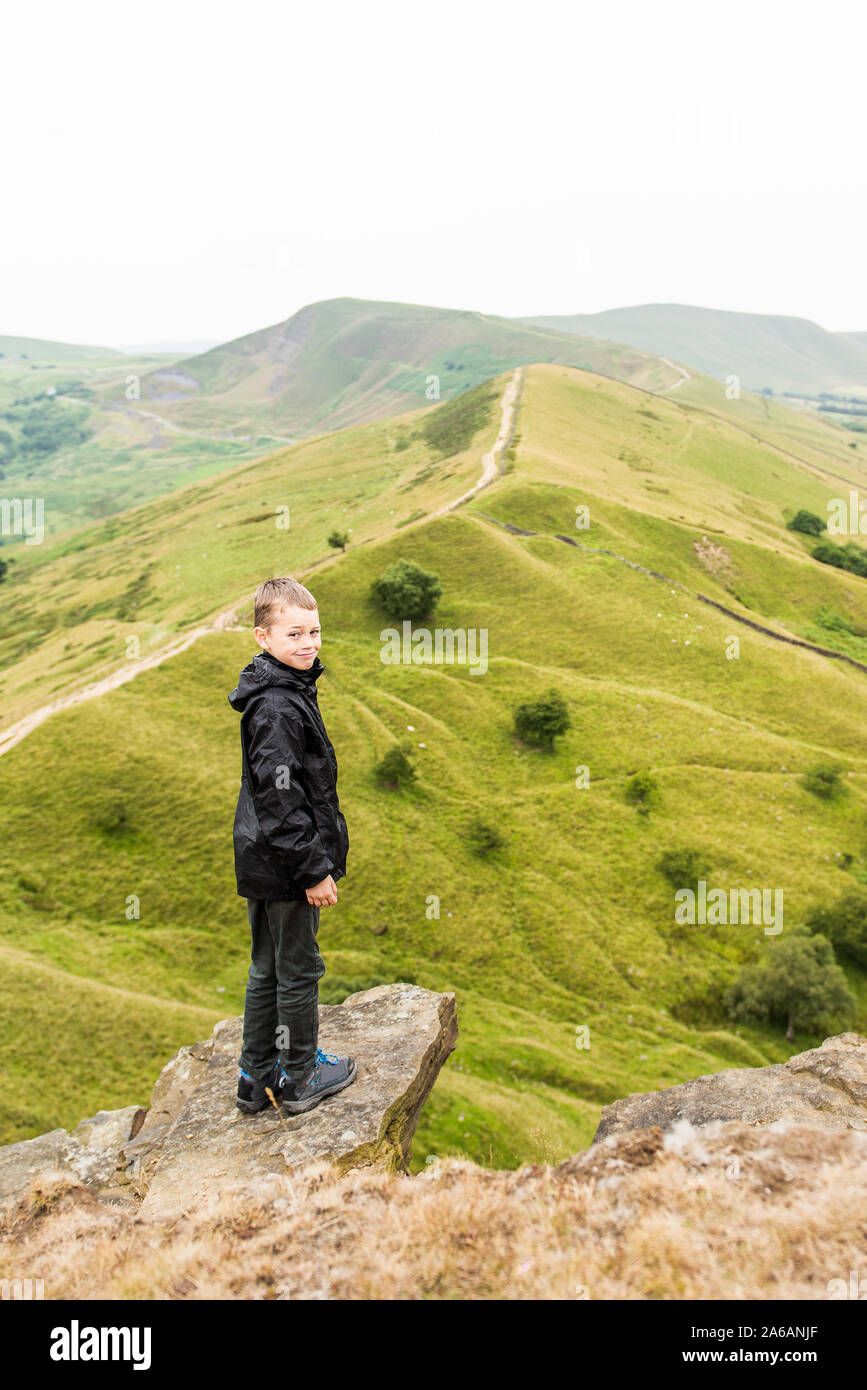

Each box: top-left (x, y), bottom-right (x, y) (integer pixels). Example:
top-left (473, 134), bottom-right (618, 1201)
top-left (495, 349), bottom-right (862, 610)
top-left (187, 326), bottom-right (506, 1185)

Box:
top-left (724, 926), bottom-right (855, 1042)
top-left (806, 887), bottom-right (867, 969)
top-left (0, 557), bottom-right (7, 584)
top-left (512, 689), bottom-right (571, 750)
top-left (370, 559), bottom-right (442, 622)
top-left (788, 509), bottom-right (826, 537)
top-left (327, 530), bottom-right (349, 551)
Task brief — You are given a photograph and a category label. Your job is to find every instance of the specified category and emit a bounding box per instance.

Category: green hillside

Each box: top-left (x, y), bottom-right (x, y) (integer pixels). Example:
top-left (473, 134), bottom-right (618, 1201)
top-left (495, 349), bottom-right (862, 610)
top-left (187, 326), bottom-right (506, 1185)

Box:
top-left (1, 364), bottom-right (866, 1166)
top-left (0, 298), bottom-right (679, 541)
top-left (520, 302), bottom-right (867, 397)
top-left (129, 296), bottom-right (677, 437)
top-left (0, 334), bottom-right (125, 362)
top-left (0, 345), bottom-right (286, 541)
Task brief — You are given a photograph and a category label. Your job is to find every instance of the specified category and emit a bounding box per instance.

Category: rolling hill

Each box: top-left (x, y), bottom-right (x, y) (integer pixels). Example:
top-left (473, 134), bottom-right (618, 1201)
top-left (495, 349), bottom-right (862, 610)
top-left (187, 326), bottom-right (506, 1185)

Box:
top-left (128, 296), bottom-right (679, 437)
top-left (1, 362), bottom-right (866, 1168)
top-left (0, 334), bottom-right (125, 363)
top-left (519, 303), bottom-right (867, 398)
top-left (0, 298), bottom-right (681, 542)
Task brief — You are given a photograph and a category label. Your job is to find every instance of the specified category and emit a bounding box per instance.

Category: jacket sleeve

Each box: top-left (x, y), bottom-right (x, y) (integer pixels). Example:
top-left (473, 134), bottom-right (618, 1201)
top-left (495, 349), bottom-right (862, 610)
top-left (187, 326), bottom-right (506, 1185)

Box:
top-left (244, 701), bottom-right (333, 889)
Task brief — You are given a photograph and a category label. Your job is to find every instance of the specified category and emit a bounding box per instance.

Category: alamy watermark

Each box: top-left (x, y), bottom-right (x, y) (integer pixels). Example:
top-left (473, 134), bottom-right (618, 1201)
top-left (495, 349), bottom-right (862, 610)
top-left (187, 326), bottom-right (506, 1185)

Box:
top-left (380, 621), bottom-right (488, 675)
top-left (1, 497), bottom-right (44, 545)
top-left (827, 490), bottom-right (867, 536)
top-left (675, 880), bottom-right (783, 935)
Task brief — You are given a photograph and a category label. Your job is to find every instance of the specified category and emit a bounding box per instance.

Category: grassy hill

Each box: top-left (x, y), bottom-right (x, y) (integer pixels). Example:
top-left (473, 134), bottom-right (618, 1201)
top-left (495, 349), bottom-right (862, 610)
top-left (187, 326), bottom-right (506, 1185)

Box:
top-left (1, 364), bottom-right (866, 1167)
top-left (0, 334), bottom-right (125, 363)
top-left (0, 344), bottom-right (288, 541)
top-left (0, 299), bottom-right (680, 541)
top-left (130, 296), bottom-right (677, 437)
top-left (520, 303), bottom-right (867, 397)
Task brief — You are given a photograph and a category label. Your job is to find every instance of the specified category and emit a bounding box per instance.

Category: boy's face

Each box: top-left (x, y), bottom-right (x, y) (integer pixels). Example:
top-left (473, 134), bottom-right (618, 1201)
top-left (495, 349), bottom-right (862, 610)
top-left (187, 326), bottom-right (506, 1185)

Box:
top-left (255, 604), bottom-right (321, 669)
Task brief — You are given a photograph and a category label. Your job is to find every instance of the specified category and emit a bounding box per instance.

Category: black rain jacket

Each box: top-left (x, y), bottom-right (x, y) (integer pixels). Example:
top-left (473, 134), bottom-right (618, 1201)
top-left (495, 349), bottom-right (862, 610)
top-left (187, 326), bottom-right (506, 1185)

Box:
top-left (228, 650), bottom-right (349, 900)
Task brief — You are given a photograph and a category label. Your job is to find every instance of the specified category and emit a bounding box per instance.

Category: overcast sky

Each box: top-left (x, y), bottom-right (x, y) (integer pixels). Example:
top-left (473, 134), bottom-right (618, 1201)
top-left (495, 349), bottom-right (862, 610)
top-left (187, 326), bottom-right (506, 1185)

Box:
top-left (3, 0), bottom-right (866, 347)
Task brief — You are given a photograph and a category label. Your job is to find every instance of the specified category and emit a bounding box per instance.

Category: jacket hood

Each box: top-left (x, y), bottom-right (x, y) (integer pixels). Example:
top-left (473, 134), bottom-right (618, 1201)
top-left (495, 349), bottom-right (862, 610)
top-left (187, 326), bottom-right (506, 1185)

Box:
top-left (228, 650), bottom-right (326, 712)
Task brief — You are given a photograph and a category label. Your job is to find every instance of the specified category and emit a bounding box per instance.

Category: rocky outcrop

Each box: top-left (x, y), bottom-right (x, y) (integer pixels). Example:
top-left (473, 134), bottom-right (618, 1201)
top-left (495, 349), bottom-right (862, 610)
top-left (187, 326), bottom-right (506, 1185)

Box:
top-left (0, 984), bottom-right (458, 1215)
top-left (0, 1105), bottom-right (146, 1204)
top-left (134, 983), bottom-right (457, 1214)
top-left (593, 1032), bottom-right (867, 1143)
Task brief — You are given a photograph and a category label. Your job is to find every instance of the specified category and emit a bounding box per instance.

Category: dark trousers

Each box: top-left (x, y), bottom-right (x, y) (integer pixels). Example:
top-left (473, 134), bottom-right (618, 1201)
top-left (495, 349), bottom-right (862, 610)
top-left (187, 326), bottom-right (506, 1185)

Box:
top-left (238, 898), bottom-right (326, 1082)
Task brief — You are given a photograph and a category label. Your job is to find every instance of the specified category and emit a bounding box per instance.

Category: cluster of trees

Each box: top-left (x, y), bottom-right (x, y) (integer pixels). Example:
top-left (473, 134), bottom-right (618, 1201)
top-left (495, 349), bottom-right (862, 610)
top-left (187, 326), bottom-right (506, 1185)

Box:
top-left (0, 396), bottom-right (92, 471)
top-left (787, 508), bottom-right (867, 577)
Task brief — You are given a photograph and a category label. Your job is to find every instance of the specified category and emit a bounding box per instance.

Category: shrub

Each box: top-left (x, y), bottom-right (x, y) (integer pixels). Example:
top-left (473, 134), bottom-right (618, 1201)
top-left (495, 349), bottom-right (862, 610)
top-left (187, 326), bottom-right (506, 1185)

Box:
top-left (370, 559), bottom-right (442, 622)
top-left (327, 530), bottom-right (348, 551)
top-left (788, 509), bottom-right (826, 537)
top-left (625, 771), bottom-right (659, 810)
top-left (806, 888), bottom-right (867, 969)
top-left (724, 925), bottom-right (855, 1041)
top-left (466, 818), bottom-right (505, 857)
top-left (801, 763), bottom-right (846, 800)
top-left (657, 847), bottom-right (710, 887)
top-left (512, 689), bottom-right (571, 750)
top-left (373, 744), bottom-right (416, 790)
top-left (812, 538), bottom-right (867, 577)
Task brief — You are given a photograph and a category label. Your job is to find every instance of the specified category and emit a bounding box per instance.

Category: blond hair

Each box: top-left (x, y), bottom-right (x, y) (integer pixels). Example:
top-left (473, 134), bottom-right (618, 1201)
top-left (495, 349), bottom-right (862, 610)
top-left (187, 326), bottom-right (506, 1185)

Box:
top-left (253, 576), bottom-right (318, 631)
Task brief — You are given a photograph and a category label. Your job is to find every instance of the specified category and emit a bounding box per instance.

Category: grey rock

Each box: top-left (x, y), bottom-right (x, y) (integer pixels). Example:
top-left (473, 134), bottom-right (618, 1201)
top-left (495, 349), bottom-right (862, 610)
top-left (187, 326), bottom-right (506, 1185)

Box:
top-left (593, 1032), bottom-right (867, 1143)
top-left (0, 1105), bottom-right (145, 1204)
top-left (135, 983), bottom-right (457, 1214)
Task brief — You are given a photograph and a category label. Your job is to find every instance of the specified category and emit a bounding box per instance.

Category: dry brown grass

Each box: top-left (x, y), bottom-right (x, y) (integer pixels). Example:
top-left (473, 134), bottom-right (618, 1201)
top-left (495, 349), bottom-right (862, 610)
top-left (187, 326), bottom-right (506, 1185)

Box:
top-left (2, 1120), bottom-right (865, 1300)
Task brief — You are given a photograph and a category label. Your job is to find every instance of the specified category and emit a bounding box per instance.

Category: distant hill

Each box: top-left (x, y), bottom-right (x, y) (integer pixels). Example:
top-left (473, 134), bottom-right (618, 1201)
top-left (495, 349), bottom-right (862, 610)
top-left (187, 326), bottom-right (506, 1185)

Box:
top-left (132, 296), bottom-right (677, 437)
top-left (518, 303), bottom-right (867, 397)
top-left (0, 334), bottom-right (124, 363)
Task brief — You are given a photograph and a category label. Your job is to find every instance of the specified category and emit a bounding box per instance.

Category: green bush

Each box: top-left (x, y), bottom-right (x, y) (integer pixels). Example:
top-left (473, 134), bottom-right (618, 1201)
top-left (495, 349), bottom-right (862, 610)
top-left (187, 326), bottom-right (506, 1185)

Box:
top-left (724, 925), bottom-right (855, 1041)
top-left (788, 509), bottom-right (826, 537)
top-left (327, 530), bottom-right (348, 551)
top-left (801, 762), bottom-right (846, 800)
top-left (512, 689), bottom-right (571, 750)
top-left (370, 559), bottom-right (442, 621)
top-left (373, 744), bottom-right (417, 790)
top-left (812, 539), bottom-right (867, 577)
top-left (466, 818), bottom-right (505, 857)
top-left (625, 771), bottom-right (659, 810)
top-left (806, 887), bottom-right (867, 969)
top-left (657, 847), bottom-right (710, 887)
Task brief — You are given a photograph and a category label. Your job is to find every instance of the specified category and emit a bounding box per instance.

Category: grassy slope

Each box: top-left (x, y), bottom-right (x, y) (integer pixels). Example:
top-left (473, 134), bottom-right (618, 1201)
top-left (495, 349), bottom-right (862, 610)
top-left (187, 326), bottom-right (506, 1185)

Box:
top-left (1, 365), bottom-right (866, 1165)
top-left (0, 350), bottom-right (282, 540)
top-left (0, 335), bottom-right (124, 362)
top-left (519, 303), bottom-right (867, 395)
top-left (130, 297), bottom-right (676, 437)
top-left (0, 299), bottom-right (677, 541)
top-left (0, 387), bottom-right (502, 726)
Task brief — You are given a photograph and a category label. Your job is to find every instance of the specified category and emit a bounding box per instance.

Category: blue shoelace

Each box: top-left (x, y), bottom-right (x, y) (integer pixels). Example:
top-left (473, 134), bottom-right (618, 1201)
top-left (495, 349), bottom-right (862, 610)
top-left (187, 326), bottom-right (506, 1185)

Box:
top-left (315, 1047), bottom-right (339, 1066)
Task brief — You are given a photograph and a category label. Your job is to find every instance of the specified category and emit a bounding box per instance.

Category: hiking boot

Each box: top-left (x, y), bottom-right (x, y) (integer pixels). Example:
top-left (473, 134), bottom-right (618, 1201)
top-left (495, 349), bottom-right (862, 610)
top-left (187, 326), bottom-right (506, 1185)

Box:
top-left (278, 1047), bottom-right (357, 1114)
top-left (236, 1061), bottom-right (281, 1114)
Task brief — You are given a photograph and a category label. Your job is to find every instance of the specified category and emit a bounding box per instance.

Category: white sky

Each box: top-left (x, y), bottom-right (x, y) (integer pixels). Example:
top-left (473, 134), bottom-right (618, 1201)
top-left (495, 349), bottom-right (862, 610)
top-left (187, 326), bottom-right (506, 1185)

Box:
top-left (3, 0), bottom-right (866, 346)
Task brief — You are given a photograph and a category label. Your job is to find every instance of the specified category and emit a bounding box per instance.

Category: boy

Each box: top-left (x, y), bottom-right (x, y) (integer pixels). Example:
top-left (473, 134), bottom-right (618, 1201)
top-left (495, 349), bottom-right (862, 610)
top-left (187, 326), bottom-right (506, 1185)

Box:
top-left (228, 576), bottom-right (356, 1115)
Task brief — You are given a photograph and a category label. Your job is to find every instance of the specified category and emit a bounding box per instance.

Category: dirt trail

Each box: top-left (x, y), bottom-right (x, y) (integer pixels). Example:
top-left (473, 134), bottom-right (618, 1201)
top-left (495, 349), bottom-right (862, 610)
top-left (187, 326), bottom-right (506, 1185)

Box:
top-left (431, 366), bottom-right (523, 516)
top-left (659, 356), bottom-right (691, 391)
top-left (0, 371), bottom-right (524, 758)
top-left (0, 608), bottom-right (243, 758)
